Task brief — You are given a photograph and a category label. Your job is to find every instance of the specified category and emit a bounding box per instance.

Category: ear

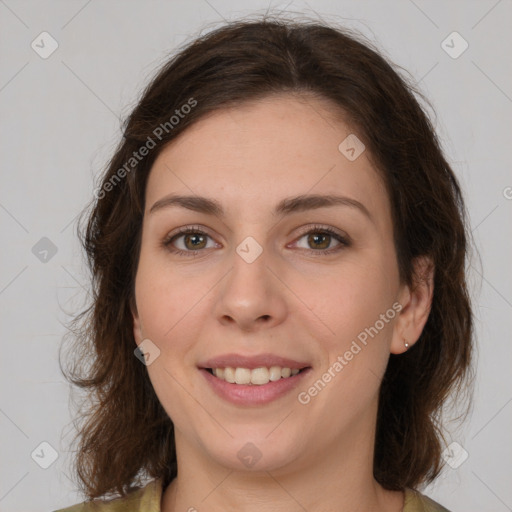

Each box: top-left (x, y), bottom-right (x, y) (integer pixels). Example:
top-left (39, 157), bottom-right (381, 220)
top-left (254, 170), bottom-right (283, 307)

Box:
top-left (390, 256), bottom-right (434, 354)
top-left (130, 296), bottom-right (143, 345)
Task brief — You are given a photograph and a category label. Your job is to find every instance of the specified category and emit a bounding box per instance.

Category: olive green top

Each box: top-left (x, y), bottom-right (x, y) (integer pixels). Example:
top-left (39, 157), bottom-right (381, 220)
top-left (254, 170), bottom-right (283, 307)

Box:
top-left (54, 478), bottom-right (450, 512)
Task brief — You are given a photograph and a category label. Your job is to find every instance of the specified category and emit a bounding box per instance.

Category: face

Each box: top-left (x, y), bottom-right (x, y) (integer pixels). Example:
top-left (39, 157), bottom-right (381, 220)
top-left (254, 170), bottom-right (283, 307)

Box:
top-left (132, 93), bottom-right (414, 474)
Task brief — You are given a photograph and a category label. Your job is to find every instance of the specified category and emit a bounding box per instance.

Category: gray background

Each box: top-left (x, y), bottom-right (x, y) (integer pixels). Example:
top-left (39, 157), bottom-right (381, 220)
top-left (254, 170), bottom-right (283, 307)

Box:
top-left (0, 1), bottom-right (511, 511)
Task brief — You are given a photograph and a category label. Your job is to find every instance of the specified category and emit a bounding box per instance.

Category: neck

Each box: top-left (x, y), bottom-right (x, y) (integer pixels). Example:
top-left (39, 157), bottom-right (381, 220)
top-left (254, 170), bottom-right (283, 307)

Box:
top-left (161, 400), bottom-right (403, 512)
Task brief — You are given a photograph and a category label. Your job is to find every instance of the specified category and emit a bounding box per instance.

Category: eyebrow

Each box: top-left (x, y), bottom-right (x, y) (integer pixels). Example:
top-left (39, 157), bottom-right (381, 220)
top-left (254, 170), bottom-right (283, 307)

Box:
top-left (149, 193), bottom-right (373, 221)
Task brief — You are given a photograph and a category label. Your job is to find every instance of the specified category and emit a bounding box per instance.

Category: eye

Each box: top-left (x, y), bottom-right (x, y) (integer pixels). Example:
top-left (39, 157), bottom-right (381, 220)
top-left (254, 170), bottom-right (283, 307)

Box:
top-left (162, 226), bottom-right (218, 256)
top-left (291, 225), bottom-right (351, 255)
top-left (162, 224), bottom-right (351, 257)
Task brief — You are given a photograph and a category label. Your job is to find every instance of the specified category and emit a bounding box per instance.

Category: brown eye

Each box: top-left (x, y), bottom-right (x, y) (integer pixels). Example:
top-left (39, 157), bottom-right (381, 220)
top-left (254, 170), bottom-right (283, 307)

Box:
top-left (163, 227), bottom-right (216, 255)
top-left (307, 232), bottom-right (332, 250)
top-left (182, 233), bottom-right (208, 250)
top-left (162, 224), bottom-right (350, 257)
top-left (292, 225), bottom-right (351, 255)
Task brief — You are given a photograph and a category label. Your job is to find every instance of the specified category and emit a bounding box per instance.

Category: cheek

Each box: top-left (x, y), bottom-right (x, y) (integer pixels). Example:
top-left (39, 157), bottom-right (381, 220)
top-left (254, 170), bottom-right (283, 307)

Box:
top-left (297, 276), bottom-right (397, 428)
top-left (301, 251), bottom-right (399, 398)
top-left (305, 253), bottom-right (398, 340)
top-left (135, 259), bottom-right (206, 424)
top-left (145, 363), bottom-right (204, 436)
top-left (134, 251), bottom-right (208, 341)
top-left (134, 251), bottom-right (212, 387)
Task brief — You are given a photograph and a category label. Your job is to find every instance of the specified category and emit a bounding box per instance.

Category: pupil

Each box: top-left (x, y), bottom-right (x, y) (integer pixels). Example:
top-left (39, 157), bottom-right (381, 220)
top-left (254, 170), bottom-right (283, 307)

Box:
top-left (309, 233), bottom-right (329, 249)
top-left (184, 233), bottom-right (331, 251)
top-left (186, 234), bottom-right (205, 249)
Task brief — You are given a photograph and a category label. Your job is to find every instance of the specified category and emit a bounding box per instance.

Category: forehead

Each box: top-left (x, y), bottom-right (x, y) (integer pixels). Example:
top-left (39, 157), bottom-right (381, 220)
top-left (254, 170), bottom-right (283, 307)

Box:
top-left (145, 94), bottom-right (390, 225)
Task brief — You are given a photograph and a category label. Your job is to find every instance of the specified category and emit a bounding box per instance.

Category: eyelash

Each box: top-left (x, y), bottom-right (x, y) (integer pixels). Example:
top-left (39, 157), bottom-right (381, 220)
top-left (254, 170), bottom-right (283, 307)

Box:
top-left (162, 224), bottom-right (351, 258)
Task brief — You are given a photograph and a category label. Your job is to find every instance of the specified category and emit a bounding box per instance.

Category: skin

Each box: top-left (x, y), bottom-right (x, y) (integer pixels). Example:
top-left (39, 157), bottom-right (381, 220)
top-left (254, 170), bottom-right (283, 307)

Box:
top-left (132, 93), bottom-right (434, 512)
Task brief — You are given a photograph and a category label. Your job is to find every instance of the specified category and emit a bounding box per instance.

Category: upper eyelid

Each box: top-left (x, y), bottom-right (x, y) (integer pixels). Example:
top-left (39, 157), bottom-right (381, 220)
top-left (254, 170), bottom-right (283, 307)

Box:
top-left (165, 224), bottom-right (350, 248)
top-left (166, 223), bottom-right (347, 238)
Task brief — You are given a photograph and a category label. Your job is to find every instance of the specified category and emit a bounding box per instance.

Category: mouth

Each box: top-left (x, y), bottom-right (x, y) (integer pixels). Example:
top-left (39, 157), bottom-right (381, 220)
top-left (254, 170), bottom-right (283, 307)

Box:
top-left (203, 366), bottom-right (311, 386)
top-left (197, 354), bottom-right (313, 406)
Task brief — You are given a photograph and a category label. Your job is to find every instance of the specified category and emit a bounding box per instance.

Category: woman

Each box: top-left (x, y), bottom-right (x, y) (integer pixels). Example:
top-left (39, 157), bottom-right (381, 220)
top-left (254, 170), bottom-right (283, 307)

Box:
top-left (57, 16), bottom-right (473, 512)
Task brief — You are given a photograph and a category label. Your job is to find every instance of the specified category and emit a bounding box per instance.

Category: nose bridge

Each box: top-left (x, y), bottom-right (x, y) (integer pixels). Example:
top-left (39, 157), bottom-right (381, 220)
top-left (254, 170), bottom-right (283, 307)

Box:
top-left (229, 232), bottom-right (271, 298)
top-left (213, 229), bottom-right (287, 329)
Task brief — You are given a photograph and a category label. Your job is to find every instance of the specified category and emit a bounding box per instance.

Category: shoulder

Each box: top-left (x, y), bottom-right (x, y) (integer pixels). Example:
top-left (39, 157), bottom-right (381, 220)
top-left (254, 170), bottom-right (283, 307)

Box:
top-left (53, 478), bottom-right (163, 512)
top-left (403, 488), bottom-right (451, 512)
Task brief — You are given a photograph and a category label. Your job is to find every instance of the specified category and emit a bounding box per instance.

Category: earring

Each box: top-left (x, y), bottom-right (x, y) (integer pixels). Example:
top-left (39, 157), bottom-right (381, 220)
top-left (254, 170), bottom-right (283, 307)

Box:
top-left (404, 340), bottom-right (409, 350)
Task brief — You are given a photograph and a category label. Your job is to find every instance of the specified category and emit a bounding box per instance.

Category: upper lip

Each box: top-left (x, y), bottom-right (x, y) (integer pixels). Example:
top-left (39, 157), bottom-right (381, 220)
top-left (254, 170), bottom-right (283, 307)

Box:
top-left (198, 353), bottom-right (311, 370)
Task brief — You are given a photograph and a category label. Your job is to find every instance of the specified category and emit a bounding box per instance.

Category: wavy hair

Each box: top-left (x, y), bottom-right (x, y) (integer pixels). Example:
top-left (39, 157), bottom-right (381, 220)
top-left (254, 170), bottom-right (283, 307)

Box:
top-left (60, 16), bottom-right (474, 500)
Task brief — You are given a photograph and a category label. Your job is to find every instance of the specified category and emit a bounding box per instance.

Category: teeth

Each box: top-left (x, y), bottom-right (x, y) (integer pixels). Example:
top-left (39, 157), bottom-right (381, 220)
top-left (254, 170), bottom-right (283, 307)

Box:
top-left (269, 366), bottom-right (282, 381)
top-left (223, 367), bottom-right (235, 383)
top-left (235, 367), bottom-right (251, 385)
top-left (211, 366), bottom-right (303, 385)
top-left (251, 367), bottom-right (269, 385)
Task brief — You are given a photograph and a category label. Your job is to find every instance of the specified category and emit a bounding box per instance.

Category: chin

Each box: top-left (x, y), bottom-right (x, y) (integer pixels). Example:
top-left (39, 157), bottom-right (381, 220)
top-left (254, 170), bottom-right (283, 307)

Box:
top-left (201, 431), bottom-right (302, 472)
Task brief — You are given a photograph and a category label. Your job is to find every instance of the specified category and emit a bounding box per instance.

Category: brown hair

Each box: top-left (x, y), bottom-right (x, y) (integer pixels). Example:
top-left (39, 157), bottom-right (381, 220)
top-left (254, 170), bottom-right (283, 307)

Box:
top-left (60, 15), bottom-right (474, 500)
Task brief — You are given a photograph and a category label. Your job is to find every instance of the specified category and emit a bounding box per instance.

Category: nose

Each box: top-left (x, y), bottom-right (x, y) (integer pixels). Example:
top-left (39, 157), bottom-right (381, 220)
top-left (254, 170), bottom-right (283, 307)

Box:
top-left (213, 242), bottom-right (287, 332)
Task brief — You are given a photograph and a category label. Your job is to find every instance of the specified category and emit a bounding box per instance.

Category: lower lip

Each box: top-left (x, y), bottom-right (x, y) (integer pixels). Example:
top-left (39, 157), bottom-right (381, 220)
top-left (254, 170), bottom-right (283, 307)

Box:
top-left (200, 368), bottom-right (312, 406)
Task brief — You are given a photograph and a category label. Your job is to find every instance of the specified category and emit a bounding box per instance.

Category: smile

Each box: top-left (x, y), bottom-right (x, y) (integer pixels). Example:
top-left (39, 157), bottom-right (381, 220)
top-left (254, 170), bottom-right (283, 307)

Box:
top-left (206, 366), bottom-right (305, 385)
top-left (197, 353), bottom-right (312, 405)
